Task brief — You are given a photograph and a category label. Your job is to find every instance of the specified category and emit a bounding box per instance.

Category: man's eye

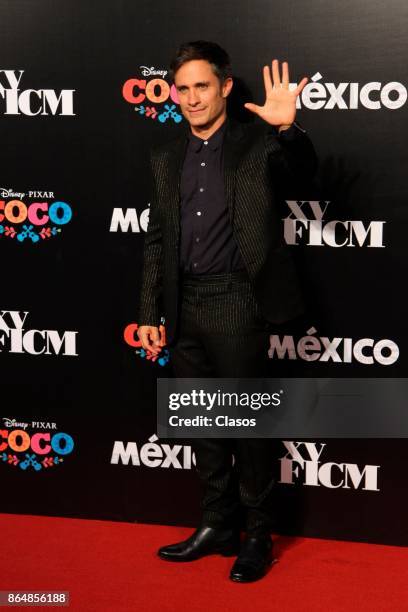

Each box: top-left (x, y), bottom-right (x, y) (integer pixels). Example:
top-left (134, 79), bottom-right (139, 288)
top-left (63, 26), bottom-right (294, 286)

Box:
top-left (198, 84), bottom-right (208, 89)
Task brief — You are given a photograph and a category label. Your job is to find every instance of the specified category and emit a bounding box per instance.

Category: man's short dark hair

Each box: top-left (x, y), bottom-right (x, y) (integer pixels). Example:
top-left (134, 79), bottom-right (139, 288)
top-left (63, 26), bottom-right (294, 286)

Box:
top-left (169, 40), bottom-right (232, 83)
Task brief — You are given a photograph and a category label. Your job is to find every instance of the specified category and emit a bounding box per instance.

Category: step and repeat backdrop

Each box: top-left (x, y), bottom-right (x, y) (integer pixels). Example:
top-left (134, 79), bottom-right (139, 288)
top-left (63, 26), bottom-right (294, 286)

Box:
top-left (1, 0), bottom-right (407, 545)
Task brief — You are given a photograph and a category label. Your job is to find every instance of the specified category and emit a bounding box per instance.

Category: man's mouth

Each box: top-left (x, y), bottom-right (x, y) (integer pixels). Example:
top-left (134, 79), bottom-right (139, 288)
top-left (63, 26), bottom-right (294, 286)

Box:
top-left (189, 108), bottom-right (205, 113)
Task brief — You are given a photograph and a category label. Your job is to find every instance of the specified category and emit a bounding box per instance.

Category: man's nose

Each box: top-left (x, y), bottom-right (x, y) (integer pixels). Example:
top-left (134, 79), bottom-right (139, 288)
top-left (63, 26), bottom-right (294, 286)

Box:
top-left (187, 89), bottom-right (200, 106)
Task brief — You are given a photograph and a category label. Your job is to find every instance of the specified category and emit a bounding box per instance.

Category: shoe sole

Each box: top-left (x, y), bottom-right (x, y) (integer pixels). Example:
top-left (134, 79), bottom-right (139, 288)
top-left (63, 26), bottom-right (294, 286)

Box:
top-left (158, 543), bottom-right (240, 562)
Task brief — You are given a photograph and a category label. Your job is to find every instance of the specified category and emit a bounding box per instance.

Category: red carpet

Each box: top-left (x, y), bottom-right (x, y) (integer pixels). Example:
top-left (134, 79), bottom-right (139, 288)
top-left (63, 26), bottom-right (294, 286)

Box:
top-left (0, 513), bottom-right (407, 611)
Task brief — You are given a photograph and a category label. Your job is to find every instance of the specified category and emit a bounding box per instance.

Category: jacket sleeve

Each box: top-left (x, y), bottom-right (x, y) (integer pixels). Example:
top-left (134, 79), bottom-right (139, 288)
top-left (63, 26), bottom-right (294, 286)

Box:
top-left (265, 122), bottom-right (318, 191)
top-left (137, 151), bottom-right (163, 327)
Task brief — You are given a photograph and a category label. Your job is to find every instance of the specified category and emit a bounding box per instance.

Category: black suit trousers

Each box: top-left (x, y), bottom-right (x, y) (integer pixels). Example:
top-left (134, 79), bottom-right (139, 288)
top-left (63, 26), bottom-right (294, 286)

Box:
top-left (169, 271), bottom-right (279, 536)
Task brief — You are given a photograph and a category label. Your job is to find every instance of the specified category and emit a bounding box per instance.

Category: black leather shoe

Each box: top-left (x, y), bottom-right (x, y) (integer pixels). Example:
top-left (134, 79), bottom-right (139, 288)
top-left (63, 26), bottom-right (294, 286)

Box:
top-left (229, 536), bottom-right (274, 582)
top-left (158, 525), bottom-right (240, 562)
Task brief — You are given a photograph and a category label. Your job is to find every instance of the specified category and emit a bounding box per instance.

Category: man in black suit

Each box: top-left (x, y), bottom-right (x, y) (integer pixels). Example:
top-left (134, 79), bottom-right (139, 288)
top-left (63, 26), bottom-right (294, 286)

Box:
top-left (137, 40), bottom-right (317, 582)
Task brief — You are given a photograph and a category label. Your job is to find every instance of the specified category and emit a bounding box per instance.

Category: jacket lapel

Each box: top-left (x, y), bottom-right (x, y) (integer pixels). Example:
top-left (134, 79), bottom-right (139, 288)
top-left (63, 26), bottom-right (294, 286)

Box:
top-left (166, 131), bottom-right (188, 247)
top-left (222, 117), bottom-right (248, 223)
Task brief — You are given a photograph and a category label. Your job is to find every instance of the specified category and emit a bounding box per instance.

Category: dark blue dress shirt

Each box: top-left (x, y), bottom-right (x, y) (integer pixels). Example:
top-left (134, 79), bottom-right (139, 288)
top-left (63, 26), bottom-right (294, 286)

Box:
top-left (179, 119), bottom-right (245, 275)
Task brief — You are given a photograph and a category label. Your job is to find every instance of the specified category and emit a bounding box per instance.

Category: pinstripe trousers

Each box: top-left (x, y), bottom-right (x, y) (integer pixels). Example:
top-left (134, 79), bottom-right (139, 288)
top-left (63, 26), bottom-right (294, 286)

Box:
top-left (169, 271), bottom-right (278, 536)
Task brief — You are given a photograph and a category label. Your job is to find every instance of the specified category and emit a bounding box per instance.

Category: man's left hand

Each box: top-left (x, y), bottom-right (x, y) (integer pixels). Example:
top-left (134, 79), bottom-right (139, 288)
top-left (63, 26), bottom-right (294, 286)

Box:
top-left (244, 59), bottom-right (308, 128)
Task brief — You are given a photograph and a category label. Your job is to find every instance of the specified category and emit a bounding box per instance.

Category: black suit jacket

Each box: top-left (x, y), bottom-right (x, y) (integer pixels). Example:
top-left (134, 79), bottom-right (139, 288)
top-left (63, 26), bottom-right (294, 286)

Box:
top-left (138, 116), bottom-right (317, 345)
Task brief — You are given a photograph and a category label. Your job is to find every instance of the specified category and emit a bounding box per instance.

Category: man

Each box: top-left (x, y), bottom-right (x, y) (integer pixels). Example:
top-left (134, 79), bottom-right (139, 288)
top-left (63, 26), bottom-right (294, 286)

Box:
top-left (137, 41), bottom-right (317, 582)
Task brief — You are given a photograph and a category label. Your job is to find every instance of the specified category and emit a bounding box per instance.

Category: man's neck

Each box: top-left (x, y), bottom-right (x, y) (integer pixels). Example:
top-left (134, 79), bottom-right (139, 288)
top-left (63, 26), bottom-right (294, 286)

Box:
top-left (189, 113), bottom-right (227, 140)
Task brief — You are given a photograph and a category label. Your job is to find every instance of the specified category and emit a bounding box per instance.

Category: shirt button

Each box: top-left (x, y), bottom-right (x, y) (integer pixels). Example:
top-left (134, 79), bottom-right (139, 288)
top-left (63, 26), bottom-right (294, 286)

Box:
top-left (195, 237), bottom-right (200, 243)
top-left (193, 262), bottom-right (198, 268)
top-left (201, 162), bottom-right (206, 167)
top-left (196, 211), bottom-right (201, 216)
top-left (204, 141), bottom-right (208, 145)
top-left (199, 187), bottom-right (204, 192)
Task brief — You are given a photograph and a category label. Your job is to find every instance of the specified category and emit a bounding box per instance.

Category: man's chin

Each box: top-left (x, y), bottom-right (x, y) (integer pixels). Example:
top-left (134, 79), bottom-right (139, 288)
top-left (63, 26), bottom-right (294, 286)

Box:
top-left (188, 115), bottom-right (209, 126)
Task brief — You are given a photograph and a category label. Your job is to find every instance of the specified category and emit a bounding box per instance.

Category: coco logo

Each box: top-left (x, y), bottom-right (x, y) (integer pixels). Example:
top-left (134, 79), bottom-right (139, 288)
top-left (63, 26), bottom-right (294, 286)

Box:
top-left (122, 65), bottom-right (182, 124)
top-left (0, 189), bottom-right (73, 243)
top-left (0, 418), bottom-right (74, 472)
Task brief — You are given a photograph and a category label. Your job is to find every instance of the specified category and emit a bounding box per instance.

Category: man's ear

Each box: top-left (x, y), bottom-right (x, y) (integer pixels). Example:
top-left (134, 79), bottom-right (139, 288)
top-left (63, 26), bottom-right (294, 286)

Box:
top-left (222, 77), bottom-right (233, 98)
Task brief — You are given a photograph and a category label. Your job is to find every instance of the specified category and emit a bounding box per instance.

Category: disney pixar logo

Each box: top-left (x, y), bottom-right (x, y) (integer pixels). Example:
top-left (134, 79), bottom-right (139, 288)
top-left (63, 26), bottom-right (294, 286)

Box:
top-left (0, 188), bottom-right (72, 243)
top-left (0, 418), bottom-right (74, 472)
top-left (122, 65), bottom-right (182, 124)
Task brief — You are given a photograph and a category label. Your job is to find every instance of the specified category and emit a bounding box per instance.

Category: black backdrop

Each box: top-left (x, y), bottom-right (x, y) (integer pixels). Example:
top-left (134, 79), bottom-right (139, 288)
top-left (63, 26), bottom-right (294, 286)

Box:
top-left (1, 0), bottom-right (407, 546)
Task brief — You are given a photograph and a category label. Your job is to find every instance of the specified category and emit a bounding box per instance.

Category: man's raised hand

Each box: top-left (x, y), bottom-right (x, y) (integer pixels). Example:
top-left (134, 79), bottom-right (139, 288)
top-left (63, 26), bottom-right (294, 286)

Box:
top-left (244, 59), bottom-right (308, 128)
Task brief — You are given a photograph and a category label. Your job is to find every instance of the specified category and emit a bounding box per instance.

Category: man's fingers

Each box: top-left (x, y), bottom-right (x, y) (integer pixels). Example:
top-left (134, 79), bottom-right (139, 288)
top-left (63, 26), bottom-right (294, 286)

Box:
top-left (282, 61), bottom-right (289, 88)
top-left (149, 327), bottom-right (162, 354)
top-left (295, 76), bottom-right (308, 96)
top-left (158, 325), bottom-right (166, 347)
top-left (150, 327), bottom-right (160, 343)
top-left (262, 65), bottom-right (273, 96)
top-left (138, 326), bottom-right (162, 353)
top-left (244, 102), bottom-right (262, 115)
top-left (142, 332), bottom-right (155, 352)
top-left (272, 59), bottom-right (281, 88)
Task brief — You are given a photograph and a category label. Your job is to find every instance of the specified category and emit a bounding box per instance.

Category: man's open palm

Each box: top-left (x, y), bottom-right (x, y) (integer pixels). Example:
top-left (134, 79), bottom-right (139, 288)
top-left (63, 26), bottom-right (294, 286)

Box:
top-left (244, 59), bottom-right (308, 127)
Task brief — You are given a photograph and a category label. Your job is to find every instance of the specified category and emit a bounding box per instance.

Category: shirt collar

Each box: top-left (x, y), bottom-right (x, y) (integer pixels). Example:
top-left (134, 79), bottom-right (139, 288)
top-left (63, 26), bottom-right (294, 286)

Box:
top-left (188, 119), bottom-right (227, 152)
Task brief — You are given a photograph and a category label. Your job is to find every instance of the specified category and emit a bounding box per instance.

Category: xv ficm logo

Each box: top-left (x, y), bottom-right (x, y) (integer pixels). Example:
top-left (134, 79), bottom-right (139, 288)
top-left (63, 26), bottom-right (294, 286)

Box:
top-left (0, 70), bottom-right (75, 116)
top-left (0, 310), bottom-right (78, 356)
top-left (280, 442), bottom-right (380, 491)
top-left (283, 200), bottom-right (385, 248)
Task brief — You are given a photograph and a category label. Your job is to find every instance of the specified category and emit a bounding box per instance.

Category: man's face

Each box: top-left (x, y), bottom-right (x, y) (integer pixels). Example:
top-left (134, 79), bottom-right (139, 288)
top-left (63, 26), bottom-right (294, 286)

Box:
top-left (174, 59), bottom-right (233, 130)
